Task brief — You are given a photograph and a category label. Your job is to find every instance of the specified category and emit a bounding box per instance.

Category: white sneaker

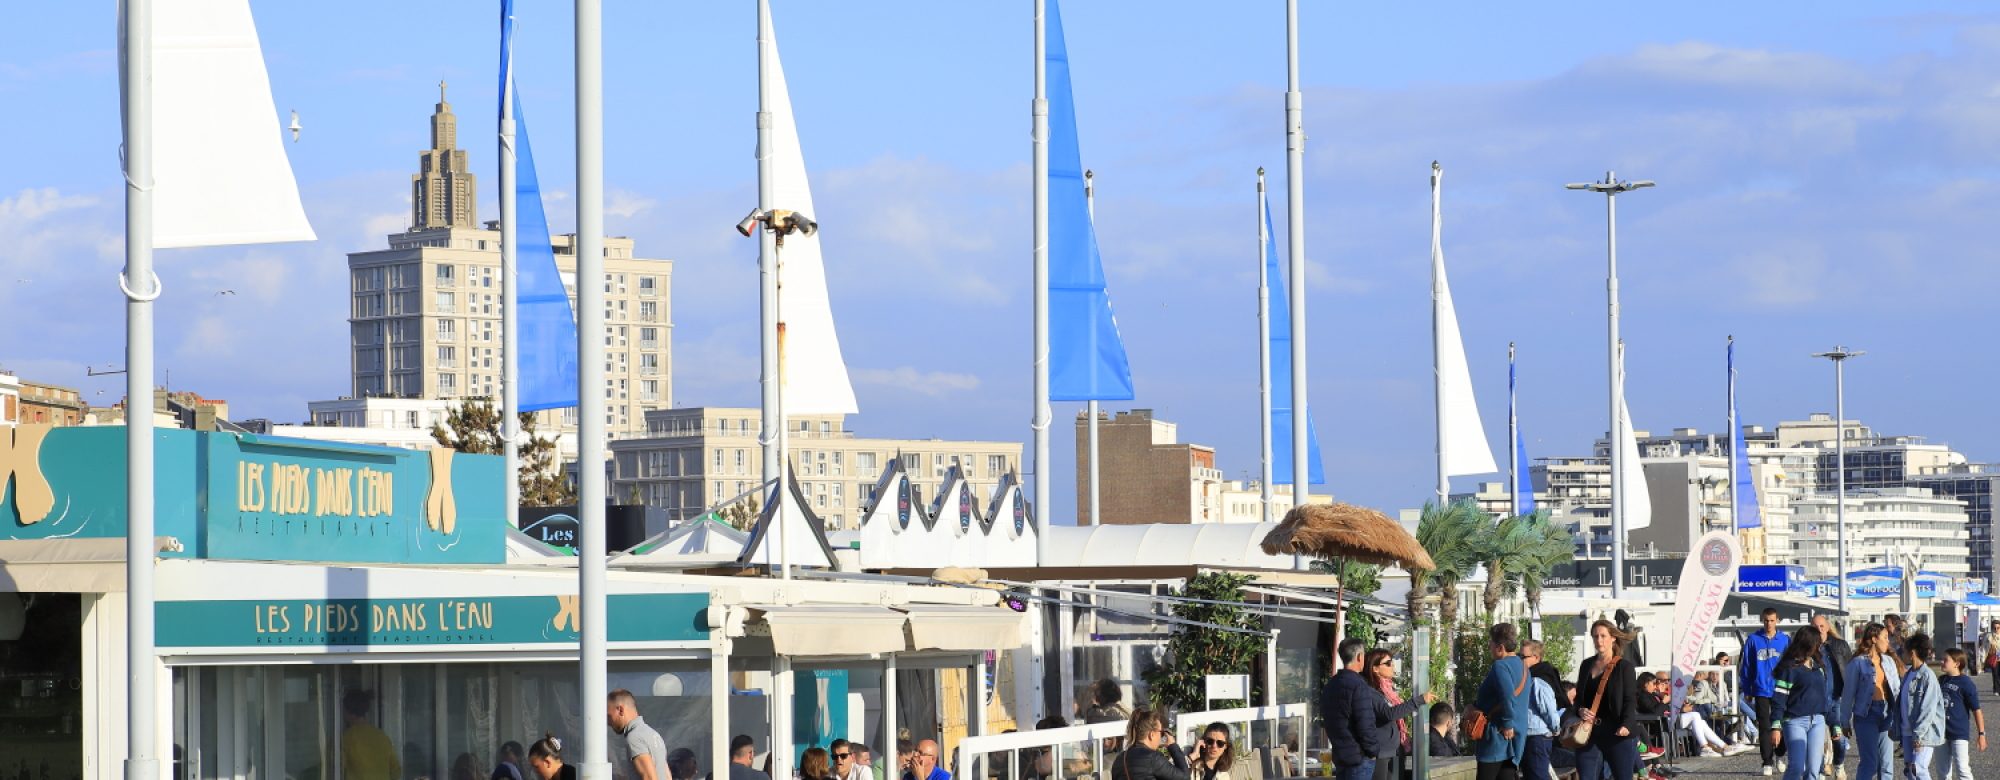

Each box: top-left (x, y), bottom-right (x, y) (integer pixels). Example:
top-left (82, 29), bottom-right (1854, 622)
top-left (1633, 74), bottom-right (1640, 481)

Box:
top-left (1761, 766), bottom-right (1773, 777)
top-left (1724, 744), bottom-right (1753, 757)
top-left (1700, 749), bottom-right (1724, 758)
top-left (1835, 768), bottom-right (1847, 780)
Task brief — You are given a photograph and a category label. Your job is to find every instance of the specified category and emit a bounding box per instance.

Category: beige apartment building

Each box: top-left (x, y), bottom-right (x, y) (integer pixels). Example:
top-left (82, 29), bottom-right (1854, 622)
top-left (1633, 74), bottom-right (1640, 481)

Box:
top-left (1076, 409), bottom-right (1226, 525)
top-left (610, 407), bottom-right (1023, 530)
top-left (347, 90), bottom-right (672, 442)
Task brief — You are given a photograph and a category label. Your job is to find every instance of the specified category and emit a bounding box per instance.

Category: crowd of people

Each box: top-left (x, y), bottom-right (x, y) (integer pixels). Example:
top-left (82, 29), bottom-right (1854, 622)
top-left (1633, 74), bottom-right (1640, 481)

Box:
top-left (1318, 611), bottom-right (2000, 780)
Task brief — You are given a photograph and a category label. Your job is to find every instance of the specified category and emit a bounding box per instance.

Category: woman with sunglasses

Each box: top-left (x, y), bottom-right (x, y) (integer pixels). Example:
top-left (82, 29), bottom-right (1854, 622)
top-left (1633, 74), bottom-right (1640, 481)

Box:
top-left (1110, 708), bottom-right (1190, 780)
top-left (1189, 723), bottom-right (1234, 780)
top-left (1365, 648), bottom-right (1437, 780)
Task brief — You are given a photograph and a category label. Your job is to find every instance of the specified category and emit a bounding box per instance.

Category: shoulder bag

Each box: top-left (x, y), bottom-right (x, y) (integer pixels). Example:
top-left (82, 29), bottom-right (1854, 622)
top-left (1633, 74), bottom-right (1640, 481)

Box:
top-left (1464, 659), bottom-right (1529, 742)
top-left (1558, 655), bottom-right (1618, 750)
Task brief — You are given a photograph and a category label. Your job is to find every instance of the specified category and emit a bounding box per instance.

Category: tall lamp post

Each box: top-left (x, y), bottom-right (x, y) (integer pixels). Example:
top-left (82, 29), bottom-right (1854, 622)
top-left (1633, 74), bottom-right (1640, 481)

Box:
top-left (1565, 172), bottom-right (1653, 599)
top-left (737, 207), bottom-right (817, 581)
top-left (1811, 345), bottom-right (1863, 616)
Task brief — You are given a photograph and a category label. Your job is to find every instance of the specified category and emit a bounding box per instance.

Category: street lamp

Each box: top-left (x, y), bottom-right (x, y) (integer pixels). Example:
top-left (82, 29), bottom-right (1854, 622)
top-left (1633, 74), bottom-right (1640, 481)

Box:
top-left (737, 207), bottom-right (816, 581)
top-left (1811, 345), bottom-right (1863, 616)
top-left (1566, 172), bottom-right (1654, 599)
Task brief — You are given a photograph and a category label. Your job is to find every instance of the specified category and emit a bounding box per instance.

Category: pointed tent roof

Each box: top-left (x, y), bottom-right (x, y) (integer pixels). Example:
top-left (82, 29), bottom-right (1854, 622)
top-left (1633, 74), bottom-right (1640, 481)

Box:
top-left (616, 513), bottom-right (750, 564)
top-left (736, 466), bottom-right (839, 569)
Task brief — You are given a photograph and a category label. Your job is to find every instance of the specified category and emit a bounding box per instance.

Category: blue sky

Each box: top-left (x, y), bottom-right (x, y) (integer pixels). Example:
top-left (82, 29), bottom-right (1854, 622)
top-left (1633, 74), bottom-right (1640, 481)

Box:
top-left (5, 2), bottom-right (2000, 519)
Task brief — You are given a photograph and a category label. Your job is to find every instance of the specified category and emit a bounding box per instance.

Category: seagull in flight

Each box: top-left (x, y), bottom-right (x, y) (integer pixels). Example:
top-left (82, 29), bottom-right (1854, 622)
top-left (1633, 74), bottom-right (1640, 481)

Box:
top-left (289, 110), bottom-right (301, 142)
top-left (216, 289), bottom-right (236, 296)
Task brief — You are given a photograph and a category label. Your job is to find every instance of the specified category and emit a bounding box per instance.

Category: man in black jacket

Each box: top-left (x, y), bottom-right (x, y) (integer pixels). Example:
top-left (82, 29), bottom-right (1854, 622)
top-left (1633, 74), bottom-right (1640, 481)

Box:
top-left (1320, 638), bottom-right (1387, 780)
top-left (1521, 641), bottom-right (1571, 712)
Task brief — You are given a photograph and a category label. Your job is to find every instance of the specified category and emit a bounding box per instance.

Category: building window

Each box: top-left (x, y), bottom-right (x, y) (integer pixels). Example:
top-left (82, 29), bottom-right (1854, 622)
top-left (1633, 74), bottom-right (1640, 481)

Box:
top-left (437, 346), bottom-right (457, 368)
top-left (641, 353), bottom-right (660, 376)
top-left (436, 264), bottom-right (456, 288)
top-left (820, 421), bottom-right (831, 435)
top-left (833, 451), bottom-right (844, 476)
top-left (639, 276), bottom-right (659, 297)
top-left (434, 291), bottom-right (455, 313)
top-left (437, 319), bottom-right (456, 342)
top-left (817, 451), bottom-right (828, 476)
top-left (439, 373), bottom-right (457, 393)
top-left (735, 449), bottom-right (746, 473)
top-left (640, 380), bottom-right (659, 402)
top-left (639, 301), bottom-right (658, 322)
top-left (988, 455), bottom-right (1006, 478)
top-left (640, 327), bottom-right (659, 351)
top-left (857, 452), bottom-right (878, 477)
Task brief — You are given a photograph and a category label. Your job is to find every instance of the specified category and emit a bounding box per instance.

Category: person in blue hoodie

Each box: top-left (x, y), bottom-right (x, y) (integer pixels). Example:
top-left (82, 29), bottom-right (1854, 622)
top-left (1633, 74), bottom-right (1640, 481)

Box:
top-left (1902, 634), bottom-right (1946, 780)
top-left (1843, 623), bottom-right (1902, 780)
top-left (1744, 608), bottom-right (1794, 775)
top-left (1472, 623), bottom-right (1531, 780)
top-left (1769, 626), bottom-right (1830, 780)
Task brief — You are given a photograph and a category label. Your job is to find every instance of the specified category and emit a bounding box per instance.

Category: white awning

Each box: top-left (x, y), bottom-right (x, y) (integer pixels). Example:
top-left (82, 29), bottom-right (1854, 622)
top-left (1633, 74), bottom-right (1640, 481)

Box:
top-left (751, 605), bottom-right (907, 656)
top-left (0, 537), bottom-right (181, 593)
top-left (899, 605), bottom-right (1024, 652)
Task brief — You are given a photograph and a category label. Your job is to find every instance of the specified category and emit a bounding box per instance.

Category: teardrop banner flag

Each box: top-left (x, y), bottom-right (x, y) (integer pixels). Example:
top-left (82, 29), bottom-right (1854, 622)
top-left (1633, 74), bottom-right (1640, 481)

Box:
top-left (1669, 531), bottom-right (1742, 712)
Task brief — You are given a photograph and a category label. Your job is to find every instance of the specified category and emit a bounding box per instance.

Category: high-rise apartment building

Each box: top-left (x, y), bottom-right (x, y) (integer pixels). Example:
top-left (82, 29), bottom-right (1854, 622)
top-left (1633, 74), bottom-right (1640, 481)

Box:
top-left (346, 94), bottom-right (673, 445)
top-left (1076, 409), bottom-right (1226, 525)
top-left (608, 407), bottom-right (1022, 530)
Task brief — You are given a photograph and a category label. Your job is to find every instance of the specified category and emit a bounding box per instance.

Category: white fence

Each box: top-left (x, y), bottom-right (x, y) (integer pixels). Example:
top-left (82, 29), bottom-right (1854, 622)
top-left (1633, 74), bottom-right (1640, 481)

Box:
top-left (952, 703), bottom-right (1310, 780)
top-left (1175, 704), bottom-right (1312, 779)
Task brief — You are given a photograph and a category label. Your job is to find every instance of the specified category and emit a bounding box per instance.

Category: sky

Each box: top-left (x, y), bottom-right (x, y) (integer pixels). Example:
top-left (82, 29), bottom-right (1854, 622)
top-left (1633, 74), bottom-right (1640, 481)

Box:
top-left (5, 2), bottom-right (2000, 519)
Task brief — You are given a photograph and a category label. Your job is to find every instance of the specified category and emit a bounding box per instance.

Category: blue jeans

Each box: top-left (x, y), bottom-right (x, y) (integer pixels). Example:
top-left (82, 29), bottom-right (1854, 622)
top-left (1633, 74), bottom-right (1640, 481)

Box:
top-left (1335, 761), bottom-right (1375, 780)
top-left (1783, 714), bottom-right (1827, 780)
top-left (1856, 700), bottom-right (1896, 780)
top-left (1573, 736), bottom-right (1638, 780)
top-left (1905, 745), bottom-right (1937, 780)
top-left (1521, 735), bottom-right (1553, 780)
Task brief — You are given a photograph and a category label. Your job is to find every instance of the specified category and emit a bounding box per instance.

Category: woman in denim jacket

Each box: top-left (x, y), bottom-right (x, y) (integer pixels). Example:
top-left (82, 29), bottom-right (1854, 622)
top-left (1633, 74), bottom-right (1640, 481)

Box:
top-left (1901, 633), bottom-right (1946, 780)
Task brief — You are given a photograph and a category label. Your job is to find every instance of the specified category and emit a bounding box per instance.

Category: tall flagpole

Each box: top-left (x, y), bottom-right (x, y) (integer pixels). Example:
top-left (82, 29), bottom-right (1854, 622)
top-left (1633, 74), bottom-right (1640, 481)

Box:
top-left (1085, 170), bottom-right (1099, 526)
top-left (1257, 169), bottom-right (1274, 524)
top-left (1430, 162), bottom-right (1448, 508)
top-left (1032, 0), bottom-right (1051, 559)
top-left (1283, 0), bottom-right (1310, 498)
top-left (118, 3), bottom-right (162, 780)
top-left (500, 6), bottom-right (521, 530)
top-left (575, 0), bottom-right (610, 778)
top-left (1509, 342), bottom-right (1520, 517)
top-left (1727, 336), bottom-right (1737, 541)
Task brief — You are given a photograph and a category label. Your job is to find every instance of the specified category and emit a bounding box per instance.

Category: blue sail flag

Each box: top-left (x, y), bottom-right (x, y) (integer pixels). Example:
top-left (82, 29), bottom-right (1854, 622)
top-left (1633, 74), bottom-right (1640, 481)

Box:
top-left (1731, 341), bottom-right (1761, 529)
top-left (1265, 200), bottom-right (1325, 485)
top-left (1510, 355), bottom-right (1536, 514)
top-left (1046, 0), bottom-right (1135, 402)
top-left (502, 1), bottom-right (580, 411)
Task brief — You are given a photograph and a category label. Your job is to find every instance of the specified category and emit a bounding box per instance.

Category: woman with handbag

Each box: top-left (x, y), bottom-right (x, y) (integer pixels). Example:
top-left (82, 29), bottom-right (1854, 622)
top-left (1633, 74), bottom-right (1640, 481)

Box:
top-left (1844, 623), bottom-right (1900, 780)
top-left (1563, 619), bottom-right (1639, 780)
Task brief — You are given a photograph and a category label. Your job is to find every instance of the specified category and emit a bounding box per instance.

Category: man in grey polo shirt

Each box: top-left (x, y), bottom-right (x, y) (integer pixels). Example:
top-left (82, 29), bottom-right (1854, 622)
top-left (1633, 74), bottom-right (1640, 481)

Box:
top-left (609, 689), bottom-right (667, 780)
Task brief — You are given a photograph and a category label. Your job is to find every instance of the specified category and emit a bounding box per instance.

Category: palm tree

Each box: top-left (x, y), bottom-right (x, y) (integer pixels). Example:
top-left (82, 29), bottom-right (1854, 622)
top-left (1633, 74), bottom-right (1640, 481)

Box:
top-left (1479, 513), bottom-right (1543, 617)
top-left (1411, 500), bottom-right (1486, 638)
top-left (1514, 512), bottom-right (1577, 623)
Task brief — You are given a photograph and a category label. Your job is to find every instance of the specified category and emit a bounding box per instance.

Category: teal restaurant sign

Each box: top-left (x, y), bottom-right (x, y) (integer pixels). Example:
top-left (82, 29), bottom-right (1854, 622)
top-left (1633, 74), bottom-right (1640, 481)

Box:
top-left (0, 427), bottom-right (504, 565)
top-left (156, 593), bottom-right (709, 649)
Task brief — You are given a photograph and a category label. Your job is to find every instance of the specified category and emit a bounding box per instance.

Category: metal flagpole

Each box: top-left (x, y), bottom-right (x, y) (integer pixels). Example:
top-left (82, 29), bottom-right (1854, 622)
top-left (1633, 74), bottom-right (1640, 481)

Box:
top-left (1430, 162), bottom-right (1448, 508)
top-left (1257, 169), bottom-right (1274, 524)
top-left (1032, 0), bottom-right (1050, 561)
top-left (575, 1), bottom-right (610, 778)
top-left (1813, 346), bottom-right (1862, 616)
top-left (118, 3), bottom-right (162, 780)
top-left (500, 9), bottom-right (521, 531)
top-left (756, 0), bottom-right (791, 580)
top-left (1509, 342), bottom-right (1520, 517)
top-left (1283, 0), bottom-right (1311, 498)
top-left (1085, 170), bottom-right (1099, 526)
top-left (1727, 336), bottom-right (1736, 540)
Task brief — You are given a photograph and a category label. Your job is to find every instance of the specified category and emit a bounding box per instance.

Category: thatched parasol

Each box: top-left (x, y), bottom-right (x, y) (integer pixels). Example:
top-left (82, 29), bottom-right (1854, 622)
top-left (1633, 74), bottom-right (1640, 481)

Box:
top-left (1260, 502), bottom-right (1435, 572)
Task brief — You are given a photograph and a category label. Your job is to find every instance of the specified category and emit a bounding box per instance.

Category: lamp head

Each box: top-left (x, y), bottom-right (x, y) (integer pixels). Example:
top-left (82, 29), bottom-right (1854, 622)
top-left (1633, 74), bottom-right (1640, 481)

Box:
top-left (1628, 180), bottom-right (1656, 190)
top-left (735, 209), bottom-right (764, 237)
top-left (1565, 182), bottom-right (1592, 190)
top-left (768, 209), bottom-right (816, 237)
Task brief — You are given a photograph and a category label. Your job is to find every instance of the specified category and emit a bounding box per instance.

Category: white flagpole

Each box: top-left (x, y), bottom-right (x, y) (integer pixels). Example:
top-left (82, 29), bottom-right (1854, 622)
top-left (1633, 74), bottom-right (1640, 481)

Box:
top-left (1284, 0), bottom-right (1311, 497)
top-left (1032, 0), bottom-right (1051, 560)
top-left (501, 15), bottom-right (521, 531)
top-left (118, 3), bottom-right (162, 780)
top-left (575, 0), bottom-right (610, 778)
top-left (1085, 170), bottom-right (1099, 526)
top-left (1431, 162), bottom-right (1448, 508)
top-left (1510, 342), bottom-right (1520, 517)
top-left (1727, 336), bottom-right (1737, 541)
top-left (1257, 169), bottom-right (1274, 524)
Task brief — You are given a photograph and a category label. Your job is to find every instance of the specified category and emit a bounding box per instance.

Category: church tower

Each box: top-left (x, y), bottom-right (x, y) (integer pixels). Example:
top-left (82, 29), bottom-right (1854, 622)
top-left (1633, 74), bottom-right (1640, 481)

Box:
top-left (412, 82), bottom-right (477, 229)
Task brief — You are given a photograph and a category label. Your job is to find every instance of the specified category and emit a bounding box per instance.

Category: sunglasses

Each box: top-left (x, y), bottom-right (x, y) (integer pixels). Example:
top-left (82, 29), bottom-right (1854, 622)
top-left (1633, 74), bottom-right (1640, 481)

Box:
top-left (1201, 739), bottom-right (1228, 748)
top-left (834, 754), bottom-right (851, 761)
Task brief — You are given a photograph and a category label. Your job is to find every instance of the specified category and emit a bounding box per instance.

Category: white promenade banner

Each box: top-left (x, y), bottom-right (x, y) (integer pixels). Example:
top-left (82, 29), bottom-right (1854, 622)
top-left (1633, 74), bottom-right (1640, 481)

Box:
top-left (1669, 531), bottom-right (1742, 711)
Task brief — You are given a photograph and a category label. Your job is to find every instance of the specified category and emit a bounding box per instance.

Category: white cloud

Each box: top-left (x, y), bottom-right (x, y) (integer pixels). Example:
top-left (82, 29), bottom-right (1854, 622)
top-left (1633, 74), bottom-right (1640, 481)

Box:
top-left (606, 189), bottom-right (658, 219)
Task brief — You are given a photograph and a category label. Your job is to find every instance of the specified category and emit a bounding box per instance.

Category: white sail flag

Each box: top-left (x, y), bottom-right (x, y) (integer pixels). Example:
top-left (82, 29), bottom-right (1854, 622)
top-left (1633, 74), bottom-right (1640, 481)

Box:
top-left (1619, 397), bottom-right (1652, 530)
top-left (147, 0), bottom-right (314, 248)
top-left (763, 9), bottom-right (857, 415)
top-left (1432, 165), bottom-right (1497, 477)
